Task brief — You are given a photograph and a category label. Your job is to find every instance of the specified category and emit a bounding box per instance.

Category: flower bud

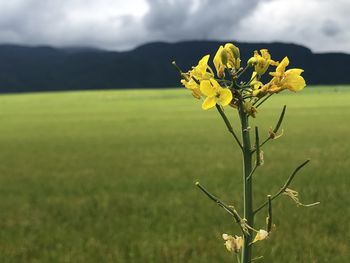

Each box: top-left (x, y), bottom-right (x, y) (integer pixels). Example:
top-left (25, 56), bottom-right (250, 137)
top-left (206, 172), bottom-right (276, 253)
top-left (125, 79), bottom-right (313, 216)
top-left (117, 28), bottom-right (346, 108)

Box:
top-left (220, 48), bottom-right (228, 66)
top-left (224, 43), bottom-right (241, 69)
top-left (248, 49), bottom-right (277, 75)
top-left (213, 46), bottom-right (225, 78)
top-left (225, 43), bottom-right (240, 61)
top-left (247, 57), bottom-right (257, 67)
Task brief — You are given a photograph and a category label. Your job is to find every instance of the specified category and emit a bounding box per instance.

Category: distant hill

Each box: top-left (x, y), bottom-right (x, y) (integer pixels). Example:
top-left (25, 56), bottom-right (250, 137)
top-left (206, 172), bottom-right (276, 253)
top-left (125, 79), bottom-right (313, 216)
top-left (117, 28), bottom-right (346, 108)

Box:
top-left (0, 41), bottom-right (349, 93)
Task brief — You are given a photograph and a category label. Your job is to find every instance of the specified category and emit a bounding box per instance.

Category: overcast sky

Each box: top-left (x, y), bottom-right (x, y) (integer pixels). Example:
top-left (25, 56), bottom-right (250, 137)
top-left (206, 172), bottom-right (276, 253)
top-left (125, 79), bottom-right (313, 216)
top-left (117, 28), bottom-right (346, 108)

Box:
top-left (0, 0), bottom-right (348, 53)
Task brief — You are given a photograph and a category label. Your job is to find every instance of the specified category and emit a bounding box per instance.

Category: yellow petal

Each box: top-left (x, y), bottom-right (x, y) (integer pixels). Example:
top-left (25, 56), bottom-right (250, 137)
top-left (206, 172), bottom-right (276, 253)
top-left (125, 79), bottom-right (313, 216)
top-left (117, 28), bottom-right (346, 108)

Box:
top-left (269, 72), bottom-right (278, 77)
top-left (209, 78), bottom-right (221, 90)
top-left (285, 74), bottom-right (306, 92)
top-left (192, 88), bottom-right (201, 99)
top-left (268, 83), bottom-right (283, 93)
top-left (217, 88), bottom-right (233, 106)
top-left (269, 59), bottom-right (279, 66)
top-left (252, 89), bottom-right (260, 97)
top-left (285, 68), bottom-right (304, 75)
top-left (182, 79), bottom-right (198, 90)
top-left (214, 46), bottom-right (223, 66)
top-left (253, 81), bottom-right (263, 90)
top-left (193, 55), bottom-right (210, 78)
top-left (200, 80), bottom-right (216, 97)
top-left (260, 49), bottom-right (271, 60)
top-left (276, 57), bottom-right (289, 73)
top-left (198, 55), bottom-right (210, 69)
top-left (202, 96), bottom-right (216, 110)
top-left (250, 71), bottom-right (258, 81)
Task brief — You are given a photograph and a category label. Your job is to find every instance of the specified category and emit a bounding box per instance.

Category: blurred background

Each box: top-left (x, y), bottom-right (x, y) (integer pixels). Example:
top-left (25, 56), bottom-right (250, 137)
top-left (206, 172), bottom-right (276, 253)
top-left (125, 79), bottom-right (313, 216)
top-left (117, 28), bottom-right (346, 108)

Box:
top-left (0, 0), bottom-right (349, 262)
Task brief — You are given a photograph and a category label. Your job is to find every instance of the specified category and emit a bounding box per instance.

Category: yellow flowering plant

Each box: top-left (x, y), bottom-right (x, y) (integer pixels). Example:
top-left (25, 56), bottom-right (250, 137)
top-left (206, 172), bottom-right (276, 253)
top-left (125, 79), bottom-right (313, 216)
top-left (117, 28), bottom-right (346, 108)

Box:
top-left (173, 43), bottom-right (319, 263)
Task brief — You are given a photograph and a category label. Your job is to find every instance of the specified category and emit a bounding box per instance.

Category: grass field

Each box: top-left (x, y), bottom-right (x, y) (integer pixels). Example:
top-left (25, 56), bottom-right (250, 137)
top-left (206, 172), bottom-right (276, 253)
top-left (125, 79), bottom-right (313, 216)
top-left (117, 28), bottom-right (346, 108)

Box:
top-left (0, 86), bottom-right (349, 262)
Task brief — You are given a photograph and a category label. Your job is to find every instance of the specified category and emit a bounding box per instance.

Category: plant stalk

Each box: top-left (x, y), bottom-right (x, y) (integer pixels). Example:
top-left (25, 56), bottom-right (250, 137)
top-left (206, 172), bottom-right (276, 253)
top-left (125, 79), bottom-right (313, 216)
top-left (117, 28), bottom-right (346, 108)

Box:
top-left (239, 104), bottom-right (254, 263)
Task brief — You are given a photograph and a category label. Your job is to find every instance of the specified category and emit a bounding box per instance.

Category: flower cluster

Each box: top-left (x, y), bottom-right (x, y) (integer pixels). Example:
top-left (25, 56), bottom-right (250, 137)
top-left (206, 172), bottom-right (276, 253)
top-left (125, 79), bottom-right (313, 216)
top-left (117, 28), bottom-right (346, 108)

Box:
top-left (175, 43), bottom-right (306, 113)
top-left (180, 54), bottom-right (233, 110)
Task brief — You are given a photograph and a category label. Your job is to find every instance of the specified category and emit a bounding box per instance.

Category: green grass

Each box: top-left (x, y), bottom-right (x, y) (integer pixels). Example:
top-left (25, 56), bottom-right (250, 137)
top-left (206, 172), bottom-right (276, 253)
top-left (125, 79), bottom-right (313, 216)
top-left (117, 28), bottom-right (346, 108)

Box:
top-left (0, 86), bottom-right (349, 262)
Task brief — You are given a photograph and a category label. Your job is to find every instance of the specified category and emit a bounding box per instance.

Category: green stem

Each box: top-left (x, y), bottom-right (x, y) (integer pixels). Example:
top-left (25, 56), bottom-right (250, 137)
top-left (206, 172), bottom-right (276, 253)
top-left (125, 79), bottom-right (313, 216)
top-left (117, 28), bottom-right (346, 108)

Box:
top-left (266, 195), bottom-right (272, 232)
top-left (238, 104), bottom-right (254, 263)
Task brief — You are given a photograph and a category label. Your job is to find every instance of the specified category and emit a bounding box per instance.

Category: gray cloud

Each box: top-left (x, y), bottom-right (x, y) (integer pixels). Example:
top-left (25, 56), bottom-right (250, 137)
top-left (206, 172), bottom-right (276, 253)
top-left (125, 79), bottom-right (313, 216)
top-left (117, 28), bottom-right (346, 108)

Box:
top-left (322, 20), bottom-right (341, 37)
top-left (144, 0), bottom-right (262, 41)
top-left (235, 0), bottom-right (350, 53)
top-left (0, 0), bottom-right (349, 53)
top-left (0, 0), bottom-right (148, 49)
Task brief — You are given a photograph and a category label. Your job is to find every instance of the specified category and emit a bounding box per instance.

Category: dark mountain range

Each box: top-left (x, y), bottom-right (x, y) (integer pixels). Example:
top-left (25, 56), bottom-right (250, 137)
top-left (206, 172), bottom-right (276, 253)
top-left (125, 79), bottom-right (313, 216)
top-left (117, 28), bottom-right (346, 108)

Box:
top-left (0, 41), bottom-right (349, 93)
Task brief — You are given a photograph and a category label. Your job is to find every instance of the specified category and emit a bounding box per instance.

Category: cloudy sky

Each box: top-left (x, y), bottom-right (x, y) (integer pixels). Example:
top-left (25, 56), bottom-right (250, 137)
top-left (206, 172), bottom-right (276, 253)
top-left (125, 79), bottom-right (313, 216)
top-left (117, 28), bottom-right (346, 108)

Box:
top-left (0, 0), bottom-right (349, 53)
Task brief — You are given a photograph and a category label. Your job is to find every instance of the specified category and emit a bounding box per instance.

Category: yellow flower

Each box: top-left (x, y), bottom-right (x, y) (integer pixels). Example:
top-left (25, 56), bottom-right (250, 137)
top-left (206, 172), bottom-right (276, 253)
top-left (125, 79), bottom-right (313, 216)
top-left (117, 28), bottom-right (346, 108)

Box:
top-left (213, 43), bottom-right (241, 78)
top-left (248, 49), bottom-right (278, 75)
top-left (252, 229), bottom-right (269, 243)
top-left (200, 78), bottom-right (233, 110)
top-left (268, 57), bottom-right (306, 93)
top-left (222, 234), bottom-right (243, 253)
top-left (192, 54), bottom-right (212, 80)
top-left (181, 55), bottom-right (213, 99)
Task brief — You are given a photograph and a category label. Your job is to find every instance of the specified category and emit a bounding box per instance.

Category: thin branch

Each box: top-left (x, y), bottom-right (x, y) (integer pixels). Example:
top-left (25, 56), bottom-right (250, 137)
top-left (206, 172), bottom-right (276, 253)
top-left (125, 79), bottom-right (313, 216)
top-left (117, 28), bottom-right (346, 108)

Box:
top-left (253, 105), bottom-right (287, 152)
top-left (237, 64), bottom-right (251, 79)
top-left (195, 182), bottom-right (246, 234)
top-left (272, 105), bottom-right (287, 134)
top-left (215, 104), bottom-right (243, 150)
top-left (195, 182), bottom-right (242, 222)
top-left (254, 93), bottom-right (273, 108)
top-left (251, 256), bottom-right (264, 262)
top-left (246, 164), bottom-right (257, 181)
top-left (254, 159), bottom-right (310, 215)
top-left (171, 61), bottom-right (182, 74)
